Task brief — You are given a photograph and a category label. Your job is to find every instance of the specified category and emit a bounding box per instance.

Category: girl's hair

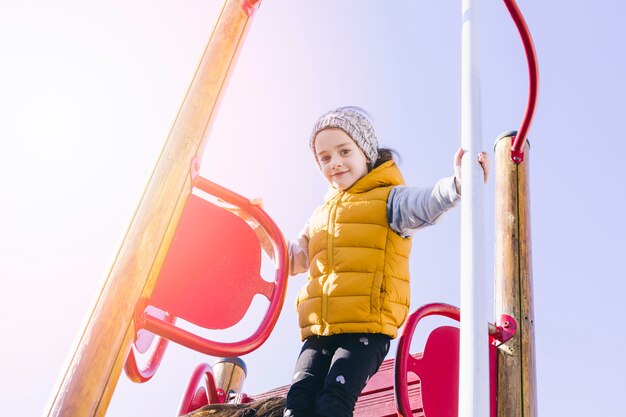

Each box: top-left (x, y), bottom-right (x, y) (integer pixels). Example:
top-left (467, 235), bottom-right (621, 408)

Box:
top-left (372, 147), bottom-right (399, 170)
top-left (184, 396), bottom-right (285, 417)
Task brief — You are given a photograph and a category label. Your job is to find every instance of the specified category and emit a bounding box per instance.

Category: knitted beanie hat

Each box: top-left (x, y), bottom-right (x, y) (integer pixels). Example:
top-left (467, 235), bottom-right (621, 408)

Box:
top-left (310, 106), bottom-right (379, 168)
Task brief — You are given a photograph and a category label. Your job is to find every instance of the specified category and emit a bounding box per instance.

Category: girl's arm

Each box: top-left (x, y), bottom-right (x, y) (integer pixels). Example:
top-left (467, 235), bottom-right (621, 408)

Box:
top-left (388, 149), bottom-right (489, 237)
top-left (387, 177), bottom-right (460, 237)
top-left (288, 222), bottom-right (310, 276)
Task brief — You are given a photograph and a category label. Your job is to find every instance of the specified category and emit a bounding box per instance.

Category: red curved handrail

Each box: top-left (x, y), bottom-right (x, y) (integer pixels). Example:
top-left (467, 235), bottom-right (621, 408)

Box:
top-left (177, 363), bottom-right (219, 416)
top-left (503, 0), bottom-right (539, 164)
top-left (124, 337), bottom-right (169, 383)
top-left (124, 311), bottom-right (175, 383)
top-left (394, 303), bottom-right (460, 417)
top-left (126, 174), bottom-right (289, 378)
top-left (149, 175), bottom-right (288, 357)
top-left (136, 175), bottom-right (288, 358)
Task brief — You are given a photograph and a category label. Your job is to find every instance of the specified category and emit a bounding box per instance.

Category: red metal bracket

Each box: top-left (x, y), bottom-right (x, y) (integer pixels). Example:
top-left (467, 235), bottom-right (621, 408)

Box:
top-left (510, 147), bottom-right (525, 164)
top-left (491, 314), bottom-right (518, 348)
top-left (215, 388), bottom-right (227, 404)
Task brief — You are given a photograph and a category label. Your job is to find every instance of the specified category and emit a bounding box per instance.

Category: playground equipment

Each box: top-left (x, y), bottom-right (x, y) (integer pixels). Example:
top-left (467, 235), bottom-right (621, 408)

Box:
top-left (44, 0), bottom-right (538, 416)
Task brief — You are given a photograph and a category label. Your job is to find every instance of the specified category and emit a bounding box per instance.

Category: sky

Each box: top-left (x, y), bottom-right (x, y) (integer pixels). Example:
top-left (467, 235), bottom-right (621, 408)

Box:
top-left (1, 1), bottom-right (625, 416)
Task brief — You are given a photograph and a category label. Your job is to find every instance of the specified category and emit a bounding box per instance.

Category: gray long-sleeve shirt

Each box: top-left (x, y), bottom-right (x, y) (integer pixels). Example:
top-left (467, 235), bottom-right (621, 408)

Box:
top-left (288, 176), bottom-right (460, 275)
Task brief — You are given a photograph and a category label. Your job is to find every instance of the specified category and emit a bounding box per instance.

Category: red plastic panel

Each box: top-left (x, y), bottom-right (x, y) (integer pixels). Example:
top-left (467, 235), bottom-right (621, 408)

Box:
top-left (150, 193), bottom-right (269, 330)
top-left (413, 327), bottom-right (460, 417)
top-left (126, 175), bottom-right (288, 376)
top-left (395, 303), bottom-right (499, 417)
top-left (416, 327), bottom-right (497, 417)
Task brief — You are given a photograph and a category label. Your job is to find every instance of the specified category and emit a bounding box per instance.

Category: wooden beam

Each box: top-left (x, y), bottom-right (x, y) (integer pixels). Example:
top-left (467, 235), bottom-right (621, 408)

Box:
top-left (493, 133), bottom-right (538, 417)
top-left (44, 1), bottom-right (261, 416)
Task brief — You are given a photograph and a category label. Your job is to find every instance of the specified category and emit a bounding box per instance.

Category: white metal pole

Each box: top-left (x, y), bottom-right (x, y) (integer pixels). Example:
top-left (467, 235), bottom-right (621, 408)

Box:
top-left (459, 0), bottom-right (489, 417)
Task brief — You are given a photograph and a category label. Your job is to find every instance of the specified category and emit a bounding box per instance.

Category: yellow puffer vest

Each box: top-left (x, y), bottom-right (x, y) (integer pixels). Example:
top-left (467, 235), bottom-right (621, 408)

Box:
top-left (297, 161), bottom-right (412, 340)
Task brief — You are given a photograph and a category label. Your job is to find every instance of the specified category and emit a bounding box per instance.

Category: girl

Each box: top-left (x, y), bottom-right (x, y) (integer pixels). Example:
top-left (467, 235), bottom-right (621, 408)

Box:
top-left (283, 106), bottom-right (488, 417)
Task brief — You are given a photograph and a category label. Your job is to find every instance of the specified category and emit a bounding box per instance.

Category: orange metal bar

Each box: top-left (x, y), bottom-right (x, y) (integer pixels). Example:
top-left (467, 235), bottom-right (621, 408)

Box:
top-left (44, 1), bottom-right (262, 416)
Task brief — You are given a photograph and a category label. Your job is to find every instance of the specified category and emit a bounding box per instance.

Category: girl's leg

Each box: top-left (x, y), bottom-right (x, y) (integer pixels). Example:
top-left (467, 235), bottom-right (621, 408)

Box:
top-left (314, 333), bottom-right (391, 417)
top-left (284, 336), bottom-right (334, 417)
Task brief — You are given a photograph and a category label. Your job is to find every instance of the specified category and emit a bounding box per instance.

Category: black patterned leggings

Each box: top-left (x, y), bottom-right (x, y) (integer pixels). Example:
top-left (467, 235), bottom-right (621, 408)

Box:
top-left (283, 332), bottom-right (391, 417)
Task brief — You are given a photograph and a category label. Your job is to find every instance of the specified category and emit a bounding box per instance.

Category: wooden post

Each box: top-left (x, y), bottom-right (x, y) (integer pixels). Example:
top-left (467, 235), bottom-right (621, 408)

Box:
top-left (44, 1), bottom-right (261, 416)
top-left (493, 132), bottom-right (538, 417)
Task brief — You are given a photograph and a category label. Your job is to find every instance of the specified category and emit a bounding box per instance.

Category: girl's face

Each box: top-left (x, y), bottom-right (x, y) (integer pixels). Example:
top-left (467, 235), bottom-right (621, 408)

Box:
top-left (314, 128), bottom-right (369, 191)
